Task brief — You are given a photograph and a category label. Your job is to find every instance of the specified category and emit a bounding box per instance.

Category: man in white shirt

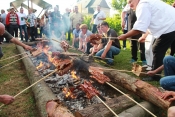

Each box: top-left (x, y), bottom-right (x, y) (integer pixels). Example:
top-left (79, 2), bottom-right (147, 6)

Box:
top-left (91, 5), bottom-right (106, 33)
top-left (118, 0), bottom-right (175, 81)
top-left (17, 7), bottom-right (28, 42)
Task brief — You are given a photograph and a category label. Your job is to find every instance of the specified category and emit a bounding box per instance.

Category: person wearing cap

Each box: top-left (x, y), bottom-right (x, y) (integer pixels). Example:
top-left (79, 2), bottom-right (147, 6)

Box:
top-left (5, 7), bottom-right (19, 43)
top-left (118, 0), bottom-right (175, 81)
top-left (78, 24), bottom-right (92, 53)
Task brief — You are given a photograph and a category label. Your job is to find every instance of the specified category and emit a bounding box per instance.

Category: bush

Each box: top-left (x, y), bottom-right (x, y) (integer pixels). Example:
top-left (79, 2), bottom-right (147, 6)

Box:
top-left (82, 14), bottom-right (122, 34)
top-left (105, 14), bottom-right (122, 35)
top-left (82, 15), bottom-right (92, 30)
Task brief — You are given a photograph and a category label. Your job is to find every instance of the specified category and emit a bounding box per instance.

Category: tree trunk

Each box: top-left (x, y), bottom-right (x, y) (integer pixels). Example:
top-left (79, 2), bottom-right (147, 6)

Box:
top-left (77, 95), bottom-right (135, 117)
top-left (104, 70), bottom-right (170, 109)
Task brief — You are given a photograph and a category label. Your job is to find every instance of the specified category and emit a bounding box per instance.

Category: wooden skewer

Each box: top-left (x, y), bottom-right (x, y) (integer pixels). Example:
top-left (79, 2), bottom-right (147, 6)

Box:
top-left (99, 68), bottom-right (162, 76)
top-left (51, 39), bottom-right (74, 49)
top-left (0, 54), bottom-right (32, 69)
top-left (95, 95), bottom-right (119, 117)
top-left (0, 52), bottom-right (27, 62)
top-left (101, 37), bottom-right (150, 42)
top-left (106, 82), bottom-right (157, 117)
top-left (0, 69), bottom-right (58, 109)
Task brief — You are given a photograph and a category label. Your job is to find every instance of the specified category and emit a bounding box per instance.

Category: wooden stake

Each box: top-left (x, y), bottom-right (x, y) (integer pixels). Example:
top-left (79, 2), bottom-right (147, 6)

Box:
top-left (106, 82), bottom-right (157, 117)
top-left (95, 95), bottom-right (119, 117)
top-left (0, 69), bottom-right (58, 109)
top-left (0, 52), bottom-right (27, 62)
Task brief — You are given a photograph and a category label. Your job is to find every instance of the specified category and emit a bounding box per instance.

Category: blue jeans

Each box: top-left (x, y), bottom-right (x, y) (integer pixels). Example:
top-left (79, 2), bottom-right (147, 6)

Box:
top-left (160, 56), bottom-right (175, 91)
top-left (19, 24), bottom-right (28, 42)
top-left (95, 46), bottom-right (120, 63)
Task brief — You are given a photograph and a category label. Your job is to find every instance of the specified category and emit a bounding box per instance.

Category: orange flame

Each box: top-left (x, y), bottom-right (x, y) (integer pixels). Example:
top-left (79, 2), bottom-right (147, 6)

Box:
top-left (71, 70), bottom-right (79, 80)
top-left (36, 61), bottom-right (44, 70)
top-left (62, 87), bottom-right (76, 99)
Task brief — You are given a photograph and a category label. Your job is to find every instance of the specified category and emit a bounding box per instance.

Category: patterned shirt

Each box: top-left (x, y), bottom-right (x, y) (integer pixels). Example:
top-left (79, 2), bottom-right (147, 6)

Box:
top-left (27, 13), bottom-right (36, 27)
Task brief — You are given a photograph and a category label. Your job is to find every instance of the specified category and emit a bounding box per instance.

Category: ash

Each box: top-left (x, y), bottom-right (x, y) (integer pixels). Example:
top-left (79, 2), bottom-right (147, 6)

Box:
top-left (28, 44), bottom-right (112, 112)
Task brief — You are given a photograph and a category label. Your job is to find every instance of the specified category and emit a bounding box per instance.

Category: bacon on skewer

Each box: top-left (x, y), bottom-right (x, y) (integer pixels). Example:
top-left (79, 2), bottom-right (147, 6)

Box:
top-left (90, 71), bottom-right (111, 84)
top-left (79, 80), bottom-right (99, 99)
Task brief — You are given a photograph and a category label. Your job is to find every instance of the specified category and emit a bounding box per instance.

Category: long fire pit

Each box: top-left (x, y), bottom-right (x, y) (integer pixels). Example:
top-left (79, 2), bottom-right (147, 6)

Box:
top-left (16, 40), bottom-right (168, 117)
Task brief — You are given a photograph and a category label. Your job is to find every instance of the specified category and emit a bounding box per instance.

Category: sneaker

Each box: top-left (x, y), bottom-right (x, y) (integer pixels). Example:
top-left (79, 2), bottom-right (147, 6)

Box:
top-left (142, 61), bottom-right (147, 66)
top-left (130, 59), bottom-right (136, 63)
top-left (123, 47), bottom-right (126, 50)
top-left (142, 65), bottom-right (148, 68)
top-left (146, 66), bottom-right (152, 71)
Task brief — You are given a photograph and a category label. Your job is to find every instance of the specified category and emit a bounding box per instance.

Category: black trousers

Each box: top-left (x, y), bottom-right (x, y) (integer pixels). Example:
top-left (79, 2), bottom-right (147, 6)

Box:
top-left (152, 31), bottom-right (175, 74)
top-left (123, 30), bottom-right (127, 48)
top-left (170, 40), bottom-right (175, 56)
top-left (86, 42), bottom-right (93, 54)
top-left (30, 26), bottom-right (36, 41)
top-left (9, 24), bottom-right (18, 39)
top-left (131, 40), bottom-right (146, 61)
top-left (92, 24), bottom-right (97, 33)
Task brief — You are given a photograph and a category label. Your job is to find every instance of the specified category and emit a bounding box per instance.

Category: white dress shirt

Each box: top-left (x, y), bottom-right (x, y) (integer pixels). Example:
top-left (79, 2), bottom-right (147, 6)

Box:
top-left (133, 0), bottom-right (175, 38)
top-left (93, 10), bottom-right (106, 25)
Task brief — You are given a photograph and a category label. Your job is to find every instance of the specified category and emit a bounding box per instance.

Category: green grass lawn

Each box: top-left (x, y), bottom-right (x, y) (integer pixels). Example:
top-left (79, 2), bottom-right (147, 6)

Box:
top-left (0, 43), bottom-right (39, 117)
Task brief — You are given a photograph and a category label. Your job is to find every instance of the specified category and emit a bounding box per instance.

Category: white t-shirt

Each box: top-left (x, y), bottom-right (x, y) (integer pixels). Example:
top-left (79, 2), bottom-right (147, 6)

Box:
top-left (93, 10), bottom-right (106, 25)
top-left (17, 12), bottom-right (27, 25)
top-left (133, 0), bottom-right (175, 38)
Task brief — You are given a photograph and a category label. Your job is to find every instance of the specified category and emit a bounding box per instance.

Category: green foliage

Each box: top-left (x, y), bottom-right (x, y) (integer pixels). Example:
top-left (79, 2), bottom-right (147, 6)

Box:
top-left (162, 0), bottom-right (174, 4)
top-left (82, 15), bottom-right (92, 30)
top-left (105, 14), bottom-right (122, 35)
top-left (111, 0), bottom-right (127, 11)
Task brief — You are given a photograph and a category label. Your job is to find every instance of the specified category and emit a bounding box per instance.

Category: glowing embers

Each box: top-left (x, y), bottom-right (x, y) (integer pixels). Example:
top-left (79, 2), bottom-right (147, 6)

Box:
top-left (62, 87), bottom-right (77, 99)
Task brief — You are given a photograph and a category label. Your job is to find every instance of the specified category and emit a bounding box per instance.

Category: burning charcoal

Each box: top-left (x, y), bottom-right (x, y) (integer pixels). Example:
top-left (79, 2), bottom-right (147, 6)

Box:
top-left (45, 78), bottom-right (58, 83)
top-left (56, 74), bottom-right (63, 79)
top-left (57, 76), bottom-right (69, 85)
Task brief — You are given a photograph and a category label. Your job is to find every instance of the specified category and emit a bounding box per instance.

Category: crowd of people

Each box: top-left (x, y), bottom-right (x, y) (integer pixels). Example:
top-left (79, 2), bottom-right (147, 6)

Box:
top-left (0, 0), bottom-right (175, 116)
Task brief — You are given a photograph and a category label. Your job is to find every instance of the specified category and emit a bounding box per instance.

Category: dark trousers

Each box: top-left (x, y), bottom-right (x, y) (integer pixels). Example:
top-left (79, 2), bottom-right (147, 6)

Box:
top-left (0, 36), bottom-right (3, 43)
top-left (29, 26), bottom-right (36, 41)
top-left (92, 24), bottom-right (97, 33)
top-left (152, 31), bottom-right (175, 74)
top-left (123, 30), bottom-right (127, 48)
top-left (170, 40), bottom-right (175, 56)
top-left (86, 42), bottom-right (93, 54)
top-left (9, 24), bottom-right (18, 41)
top-left (67, 28), bottom-right (71, 41)
top-left (19, 24), bottom-right (28, 42)
top-left (131, 40), bottom-right (146, 61)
